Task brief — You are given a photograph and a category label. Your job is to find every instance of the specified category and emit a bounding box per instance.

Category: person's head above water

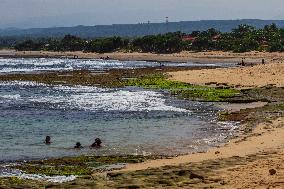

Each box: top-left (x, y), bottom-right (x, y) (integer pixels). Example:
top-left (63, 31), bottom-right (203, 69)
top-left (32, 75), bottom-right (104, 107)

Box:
top-left (91, 138), bottom-right (102, 148)
top-left (45, 136), bottom-right (51, 144)
top-left (95, 138), bottom-right (102, 146)
top-left (74, 142), bottom-right (82, 149)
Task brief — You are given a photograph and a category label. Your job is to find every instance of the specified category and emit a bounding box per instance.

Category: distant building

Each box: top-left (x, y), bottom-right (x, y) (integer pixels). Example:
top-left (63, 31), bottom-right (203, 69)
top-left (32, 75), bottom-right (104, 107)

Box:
top-left (212, 34), bottom-right (221, 41)
top-left (182, 35), bottom-right (196, 42)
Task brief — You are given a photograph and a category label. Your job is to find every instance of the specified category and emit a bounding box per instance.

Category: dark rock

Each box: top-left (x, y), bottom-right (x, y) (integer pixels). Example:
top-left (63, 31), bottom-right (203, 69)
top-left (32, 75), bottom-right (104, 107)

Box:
top-left (157, 179), bottom-right (174, 185)
top-left (189, 173), bottom-right (204, 180)
top-left (107, 172), bottom-right (123, 178)
top-left (177, 169), bottom-right (190, 176)
top-left (118, 185), bottom-right (140, 189)
top-left (269, 169), bottom-right (276, 175)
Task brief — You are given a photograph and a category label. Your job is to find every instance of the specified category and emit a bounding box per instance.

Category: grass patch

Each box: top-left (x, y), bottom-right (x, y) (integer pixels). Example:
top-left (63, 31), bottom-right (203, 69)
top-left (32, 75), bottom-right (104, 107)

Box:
top-left (275, 103), bottom-right (284, 110)
top-left (122, 74), bottom-right (238, 102)
top-left (12, 155), bottom-right (162, 176)
top-left (15, 165), bottom-right (92, 176)
top-left (7, 177), bottom-right (24, 185)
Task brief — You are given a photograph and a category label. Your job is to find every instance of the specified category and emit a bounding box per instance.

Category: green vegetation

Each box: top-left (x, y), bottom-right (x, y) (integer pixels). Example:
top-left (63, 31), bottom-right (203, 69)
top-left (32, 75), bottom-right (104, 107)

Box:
top-left (0, 68), bottom-right (239, 102)
top-left (5, 177), bottom-right (24, 185)
top-left (13, 23), bottom-right (284, 53)
top-left (16, 165), bottom-right (92, 176)
top-left (11, 155), bottom-right (162, 176)
top-left (1, 152), bottom-right (282, 188)
top-left (131, 32), bottom-right (184, 53)
top-left (276, 103), bottom-right (284, 110)
top-left (122, 74), bottom-right (238, 101)
top-left (14, 35), bottom-right (129, 53)
top-left (0, 36), bottom-right (33, 49)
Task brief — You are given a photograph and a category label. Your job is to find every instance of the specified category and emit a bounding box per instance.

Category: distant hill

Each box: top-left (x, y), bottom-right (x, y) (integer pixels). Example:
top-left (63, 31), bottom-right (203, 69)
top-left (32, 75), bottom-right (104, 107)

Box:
top-left (1, 19), bottom-right (284, 38)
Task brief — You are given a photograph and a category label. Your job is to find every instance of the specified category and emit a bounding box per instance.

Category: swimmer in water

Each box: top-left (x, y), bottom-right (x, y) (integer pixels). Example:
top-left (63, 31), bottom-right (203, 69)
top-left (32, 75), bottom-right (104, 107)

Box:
top-left (74, 142), bottom-right (83, 149)
top-left (45, 136), bottom-right (51, 145)
top-left (91, 138), bottom-right (102, 148)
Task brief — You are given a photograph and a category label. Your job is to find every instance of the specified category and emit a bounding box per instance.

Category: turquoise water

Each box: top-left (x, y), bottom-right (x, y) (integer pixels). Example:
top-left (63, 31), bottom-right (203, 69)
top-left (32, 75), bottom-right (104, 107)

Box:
top-left (0, 58), bottom-right (238, 162)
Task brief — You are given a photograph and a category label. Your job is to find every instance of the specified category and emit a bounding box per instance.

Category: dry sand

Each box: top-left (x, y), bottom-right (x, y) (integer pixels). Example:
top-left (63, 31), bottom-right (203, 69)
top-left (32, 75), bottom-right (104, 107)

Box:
top-left (169, 63), bottom-right (284, 88)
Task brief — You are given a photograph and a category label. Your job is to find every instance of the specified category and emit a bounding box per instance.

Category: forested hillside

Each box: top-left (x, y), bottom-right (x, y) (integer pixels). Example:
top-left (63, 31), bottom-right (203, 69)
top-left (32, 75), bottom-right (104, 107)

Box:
top-left (1, 19), bottom-right (284, 38)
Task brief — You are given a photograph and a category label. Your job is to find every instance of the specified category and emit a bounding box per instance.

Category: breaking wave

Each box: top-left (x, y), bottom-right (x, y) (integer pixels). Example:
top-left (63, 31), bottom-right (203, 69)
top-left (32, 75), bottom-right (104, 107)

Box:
top-left (0, 166), bottom-right (76, 183)
top-left (0, 58), bottom-right (232, 74)
top-left (0, 81), bottom-right (189, 113)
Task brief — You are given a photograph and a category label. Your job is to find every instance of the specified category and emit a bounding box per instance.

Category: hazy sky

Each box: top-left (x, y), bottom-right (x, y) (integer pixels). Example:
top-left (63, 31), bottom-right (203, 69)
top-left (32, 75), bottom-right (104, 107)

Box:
top-left (1, 0), bottom-right (284, 28)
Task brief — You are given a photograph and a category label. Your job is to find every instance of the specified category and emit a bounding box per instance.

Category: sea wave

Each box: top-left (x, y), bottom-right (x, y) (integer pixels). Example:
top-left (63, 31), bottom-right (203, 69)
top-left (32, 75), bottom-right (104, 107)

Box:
top-left (0, 58), bottom-right (153, 73)
top-left (0, 58), bottom-right (234, 74)
top-left (0, 81), bottom-right (189, 113)
top-left (0, 166), bottom-right (76, 183)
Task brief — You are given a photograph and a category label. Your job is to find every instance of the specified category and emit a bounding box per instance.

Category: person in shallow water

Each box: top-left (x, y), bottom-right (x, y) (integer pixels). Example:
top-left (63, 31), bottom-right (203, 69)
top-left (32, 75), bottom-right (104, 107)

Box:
top-left (91, 138), bottom-right (102, 148)
top-left (45, 136), bottom-right (51, 144)
top-left (74, 142), bottom-right (83, 149)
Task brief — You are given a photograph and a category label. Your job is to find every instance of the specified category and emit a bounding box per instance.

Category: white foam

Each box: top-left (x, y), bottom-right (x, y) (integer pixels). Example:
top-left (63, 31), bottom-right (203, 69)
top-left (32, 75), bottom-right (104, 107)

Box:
top-left (202, 121), bottom-right (239, 145)
top-left (0, 94), bottom-right (21, 100)
top-left (0, 58), bottom-right (152, 73)
top-left (0, 168), bottom-right (76, 183)
top-left (0, 58), bottom-right (64, 66)
top-left (0, 58), bottom-right (235, 74)
top-left (0, 81), bottom-right (47, 87)
top-left (31, 88), bottom-right (189, 112)
top-left (53, 85), bottom-right (108, 93)
top-left (0, 81), bottom-right (189, 113)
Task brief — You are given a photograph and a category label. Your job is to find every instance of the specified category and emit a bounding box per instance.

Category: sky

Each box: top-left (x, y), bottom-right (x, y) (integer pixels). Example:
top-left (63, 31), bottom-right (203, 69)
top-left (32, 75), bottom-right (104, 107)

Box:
top-left (1, 0), bottom-right (284, 29)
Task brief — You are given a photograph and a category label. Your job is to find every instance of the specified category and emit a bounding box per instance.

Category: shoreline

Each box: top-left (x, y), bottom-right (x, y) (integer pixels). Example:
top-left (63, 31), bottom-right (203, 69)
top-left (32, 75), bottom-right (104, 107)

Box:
top-left (1, 50), bottom-right (283, 64)
top-left (2, 115), bottom-right (284, 188)
top-left (114, 117), bottom-right (284, 172)
top-left (98, 116), bottom-right (284, 188)
top-left (119, 116), bottom-right (284, 171)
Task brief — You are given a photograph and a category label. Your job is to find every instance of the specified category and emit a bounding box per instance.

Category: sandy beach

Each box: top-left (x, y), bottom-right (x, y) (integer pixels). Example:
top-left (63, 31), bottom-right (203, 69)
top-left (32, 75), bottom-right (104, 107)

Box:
top-left (2, 50), bottom-right (284, 64)
top-left (169, 63), bottom-right (284, 89)
top-left (113, 117), bottom-right (284, 188)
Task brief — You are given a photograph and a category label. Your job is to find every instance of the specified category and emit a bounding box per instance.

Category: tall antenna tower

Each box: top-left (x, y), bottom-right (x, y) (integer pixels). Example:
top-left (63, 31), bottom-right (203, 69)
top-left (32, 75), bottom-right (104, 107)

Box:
top-left (147, 20), bottom-right (151, 35)
top-left (165, 17), bottom-right (169, 32)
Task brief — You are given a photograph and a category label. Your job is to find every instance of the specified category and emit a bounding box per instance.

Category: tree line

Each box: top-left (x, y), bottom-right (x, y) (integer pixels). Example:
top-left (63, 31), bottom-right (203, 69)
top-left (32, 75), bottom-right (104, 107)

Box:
top-left (13, 24), bottom-right (284, 53)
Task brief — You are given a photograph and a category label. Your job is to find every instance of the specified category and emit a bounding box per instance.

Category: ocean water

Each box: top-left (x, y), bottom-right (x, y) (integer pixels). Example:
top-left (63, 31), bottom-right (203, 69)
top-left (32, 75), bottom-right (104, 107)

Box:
top-left (0, 58), bottom-right (239, 162)
top-left (0, 58), bottom-right (234, 74)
